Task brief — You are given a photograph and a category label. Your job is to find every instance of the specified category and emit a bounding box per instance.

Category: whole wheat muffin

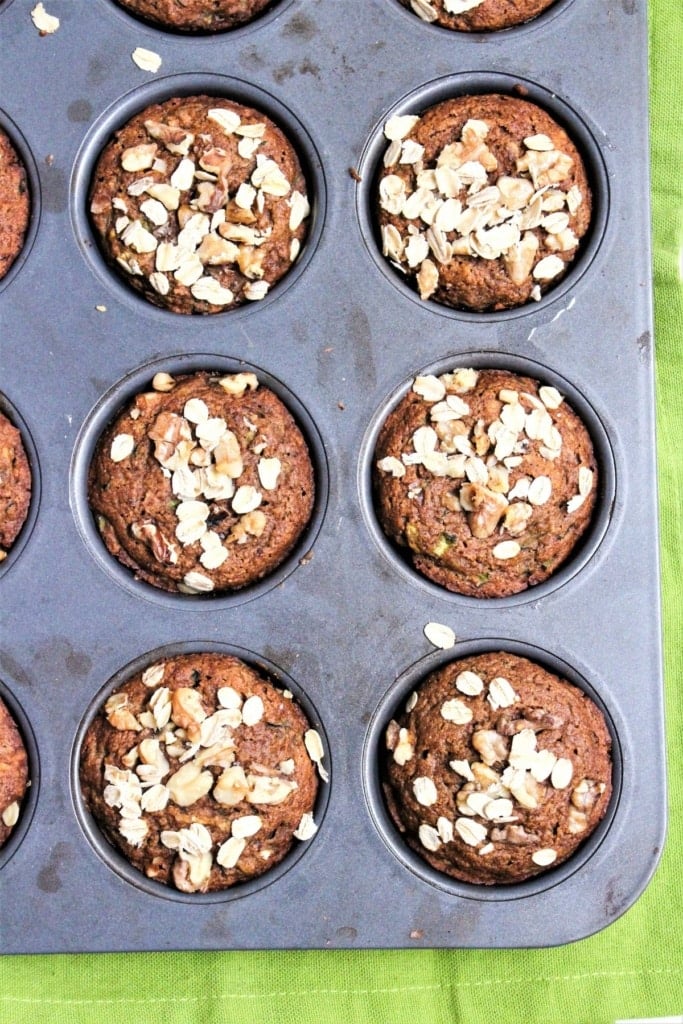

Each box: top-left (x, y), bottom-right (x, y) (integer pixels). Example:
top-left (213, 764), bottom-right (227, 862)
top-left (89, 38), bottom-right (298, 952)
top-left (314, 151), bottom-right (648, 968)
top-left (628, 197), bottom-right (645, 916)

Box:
top-left (0, 126), bottom-right (30, 281)
top-left (88, 369), bottom-right (315, 595)
top-left (0, 409), bottom-right (32, 563)
top-left (400, 0), bottom-right (558, 32)
top-left (373, 367), bottom-right (597, 597)
top-left (376, 93), bottom-right (592, 311)
top-left (112, 0), bottom-right (275, 32)
top-left (80, 651), bottom-right (324, 892)
top-left (0, 695), bottom-right (29, 849)
top-left (383, 651), bottom-right (612, 884)
top-left (89, 94), bottom-right (310, 313)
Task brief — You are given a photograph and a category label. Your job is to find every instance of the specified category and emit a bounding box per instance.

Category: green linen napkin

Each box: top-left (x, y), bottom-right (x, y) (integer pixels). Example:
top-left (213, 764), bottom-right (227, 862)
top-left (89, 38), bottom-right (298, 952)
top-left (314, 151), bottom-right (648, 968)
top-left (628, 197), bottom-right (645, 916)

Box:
top-left (1, 1), bottom-right (681, 1021)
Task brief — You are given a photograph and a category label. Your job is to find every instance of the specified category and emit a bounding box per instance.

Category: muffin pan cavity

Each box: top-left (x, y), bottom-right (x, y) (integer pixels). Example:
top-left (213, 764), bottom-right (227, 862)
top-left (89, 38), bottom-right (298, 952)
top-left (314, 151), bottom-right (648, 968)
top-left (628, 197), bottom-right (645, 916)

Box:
top-left (70, 353), bottom-right (329, 609)
top-left (71, 641), bottom-right (331, 904)
top-left (363, 637), bottom-right (622, 903)
top-left (388, 0), bottom-right (577, 37)
top-left (358, 352), bottom-right (617, 607)
top-left (70, 73), bottom-right (326, 320)
top-left (0, 108), bottom-right (40, 293)
top-left (0, 392), bottom-right (41, 579)
top-left (356, 72), bottom-right (610, 322)
top-left (0, 678), bottom-right (39, 872)
top-left (102, 0), bottom-right (293, 37)
top-left (1, 0), bottom-right (664, 952)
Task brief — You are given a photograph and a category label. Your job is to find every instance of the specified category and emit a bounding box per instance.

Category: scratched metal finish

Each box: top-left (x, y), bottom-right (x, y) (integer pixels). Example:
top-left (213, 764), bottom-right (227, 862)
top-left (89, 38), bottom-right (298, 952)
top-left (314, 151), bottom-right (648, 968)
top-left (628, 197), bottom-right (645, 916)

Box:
top-left (0, 0), bottom-right (664, 952)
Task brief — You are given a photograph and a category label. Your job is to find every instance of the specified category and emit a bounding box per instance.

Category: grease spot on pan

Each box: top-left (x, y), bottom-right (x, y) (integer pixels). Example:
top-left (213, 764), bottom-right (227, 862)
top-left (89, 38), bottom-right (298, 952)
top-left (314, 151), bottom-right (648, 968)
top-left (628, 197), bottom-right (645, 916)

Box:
top-left (273, 58), bottom-right (321, 84)
top-left (0, 652), bottom-right (33, 689)
top-left (33, 639), bottom-right (92, 679)
top-left (87, 57), bottom-right (108, 87)
top-left (282, 12), bottom-right (317, 40)
top-left (41, 163), bottom-right (67, 213)
top-left (37, 842), bottom-right (71, 893)
top-left (200, 913), bottom-right (233, 944)
top-left (637, 330), bottom-right (651, 361)
top-left (68, 100), bottom-right (92, 124)
top-left (240, 45), bottom-right (267, 70)
top-left (347, 306), bottom-right (377, 390)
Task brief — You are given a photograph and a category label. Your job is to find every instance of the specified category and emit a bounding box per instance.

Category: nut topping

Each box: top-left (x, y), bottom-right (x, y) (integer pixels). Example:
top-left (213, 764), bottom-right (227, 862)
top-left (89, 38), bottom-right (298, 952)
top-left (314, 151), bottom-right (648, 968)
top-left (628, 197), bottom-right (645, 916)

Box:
top-left (83, 651), bottom-right (320, 894)
top-left (90, 98), bottom-right (310, 312)
top-left (1, 801), bottom-right (20, 829)
top-left (375, 365), bottom-right (597, 598)
top-left (385, 651), bottom-right (611, 885)
top-left (378, 97), bottom-right (589, 310)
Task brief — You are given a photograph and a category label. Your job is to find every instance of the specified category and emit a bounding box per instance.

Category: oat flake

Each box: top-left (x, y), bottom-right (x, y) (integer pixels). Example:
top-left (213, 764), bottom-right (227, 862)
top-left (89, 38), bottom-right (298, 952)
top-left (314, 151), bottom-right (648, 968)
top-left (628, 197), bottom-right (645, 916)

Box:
top-left (132, 47), bottom-right (162, 73)
top-left (31, 3), bottom-right (59, 33)
top-left (424, 621), bottom-right (455, 650)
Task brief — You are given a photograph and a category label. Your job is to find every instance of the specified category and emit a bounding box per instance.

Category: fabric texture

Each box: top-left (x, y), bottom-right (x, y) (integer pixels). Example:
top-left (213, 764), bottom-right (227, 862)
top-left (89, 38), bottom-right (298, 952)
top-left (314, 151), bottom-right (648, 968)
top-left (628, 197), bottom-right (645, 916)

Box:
top-left (1, 1), bottom-right (681, 1021)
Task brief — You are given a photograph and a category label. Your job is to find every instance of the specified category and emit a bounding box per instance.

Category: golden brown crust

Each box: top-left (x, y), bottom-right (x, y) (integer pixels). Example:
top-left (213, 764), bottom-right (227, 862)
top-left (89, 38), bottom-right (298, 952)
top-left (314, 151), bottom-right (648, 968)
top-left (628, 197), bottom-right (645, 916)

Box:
top-left (113, 0), bottom-right (274, 32)
top-left (0, 410), bottom-right (31, 559)
top-left (0, 127), bottom-right (30, 282)
top-left (80, 652), bottom-right (322, 892)
top-left (89, 95), bottom-right (310, 314)
top-left (373, 367), bottom-right (597, 597)
top-left (88, 370), bottom-right (315, 595)
top-left (0, 696), bottom-right (29, 849)
top-left (384, 651), bottom-right (612, 884)
top-left (377, 94), bottom-right (592, 312)
top-left (400, 0), bottom-right (558, 32)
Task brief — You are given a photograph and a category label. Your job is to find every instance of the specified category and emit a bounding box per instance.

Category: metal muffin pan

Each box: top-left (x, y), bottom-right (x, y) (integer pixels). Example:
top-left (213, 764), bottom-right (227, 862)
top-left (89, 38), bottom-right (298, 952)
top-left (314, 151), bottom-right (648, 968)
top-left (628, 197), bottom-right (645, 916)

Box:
top-left (71, 638), bottom-right (332, 904)
top-left (0, 0), bottom-right (664, 951)
top-left (69, 352), bottom-right (330, 609)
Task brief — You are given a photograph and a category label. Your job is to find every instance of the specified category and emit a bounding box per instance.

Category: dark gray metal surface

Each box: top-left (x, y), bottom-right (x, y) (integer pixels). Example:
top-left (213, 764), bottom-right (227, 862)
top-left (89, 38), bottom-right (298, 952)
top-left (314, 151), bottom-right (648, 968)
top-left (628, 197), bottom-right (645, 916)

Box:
top-left (0, 0), bottom-right (665, 952)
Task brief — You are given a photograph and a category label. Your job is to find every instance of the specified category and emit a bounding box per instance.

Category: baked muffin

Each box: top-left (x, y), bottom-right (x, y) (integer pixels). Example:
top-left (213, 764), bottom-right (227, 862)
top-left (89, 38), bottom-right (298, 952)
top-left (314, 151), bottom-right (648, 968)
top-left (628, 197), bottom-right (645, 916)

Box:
top-left (80, 652), bottom-right (324, 892)
top-left (401, 0), bottom-right (558, 31)
top-left (383, 651), bottom-right (612, 884)
top-left (0, 126), bottom-right (30, 281)
top-left (89, 95), bottom-right (310, 313)
top-left (0, 695), bottom-right (29, 849)
top-left (88, 369), bottom-right (315, 595)
top-left (376, 94), bottom-right (591, 311)
top-left (373, 367), bottom-right (597, 598)
top-left (0, 409), bottom-right (32, 563)
top-left (112, 0), bottom-right (275, 32)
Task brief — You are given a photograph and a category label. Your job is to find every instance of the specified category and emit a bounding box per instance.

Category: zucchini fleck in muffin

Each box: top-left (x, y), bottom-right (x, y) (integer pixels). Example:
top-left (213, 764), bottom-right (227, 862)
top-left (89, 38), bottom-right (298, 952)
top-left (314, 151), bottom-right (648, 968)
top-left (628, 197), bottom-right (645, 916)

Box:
top-left (0, 695), bottom-right (29, 849)
top-left (402, 0), bottom-right (558, 32)
top-left (112, 0), bottom-right (276, 32)
top-left (0, 409), bottom-right (32, 563)
top-left (80, 652), bottom-right (325, 892)
top-left (89, 95), bottom-right (310, 313)
top-left (376, 94), bottom-right (592, 312)
top-left (373, 367), bottom-right (597, 598)
top-left (383, 651), bottom-right (612, 884)
top-left (88, 369), bottom-right (315, 595)
top-left (0, 126), bottom-right (30, 281)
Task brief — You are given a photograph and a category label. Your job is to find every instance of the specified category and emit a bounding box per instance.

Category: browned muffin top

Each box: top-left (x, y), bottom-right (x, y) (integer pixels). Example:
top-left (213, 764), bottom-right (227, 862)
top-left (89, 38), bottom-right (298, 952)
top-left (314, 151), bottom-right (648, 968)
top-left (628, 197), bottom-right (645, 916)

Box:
top-left (89, 95), bottom-right (310, 314)
top-left (0, 410), bottom-right (32, 561)
top-left (0, 127), bottom-right (30, 282)
top-left (0, 695), bottom-right (29, 849)
top-left (377, 94), bottom-right (591, 311)
top-left (80, 652), bottom-right (325, 892)
top-left (402, 0), bottom-right (558, 32)
top-left (384, 651), bottom-right (612, 884)
top-left (374, 367), bottom-right (597, 597)
top-left (89, 370), bottom-right (315, 594)
top-left (113, 0), bottom-right (275, 33)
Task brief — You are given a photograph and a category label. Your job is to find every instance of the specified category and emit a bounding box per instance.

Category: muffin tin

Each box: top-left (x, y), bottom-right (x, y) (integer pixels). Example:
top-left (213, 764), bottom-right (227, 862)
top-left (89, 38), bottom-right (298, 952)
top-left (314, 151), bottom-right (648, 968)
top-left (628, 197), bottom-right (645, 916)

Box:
top-left (0, 0), bottom-right (665, 951)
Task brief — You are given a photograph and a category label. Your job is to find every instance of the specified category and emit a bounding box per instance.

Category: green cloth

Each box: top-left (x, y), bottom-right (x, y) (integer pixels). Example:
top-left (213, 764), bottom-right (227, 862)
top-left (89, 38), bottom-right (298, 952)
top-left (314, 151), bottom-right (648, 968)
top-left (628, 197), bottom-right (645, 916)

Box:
top-left (1, 2), bottom-right (681, 1021)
